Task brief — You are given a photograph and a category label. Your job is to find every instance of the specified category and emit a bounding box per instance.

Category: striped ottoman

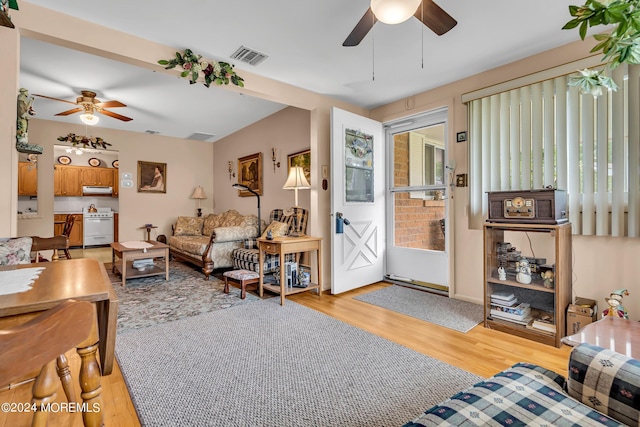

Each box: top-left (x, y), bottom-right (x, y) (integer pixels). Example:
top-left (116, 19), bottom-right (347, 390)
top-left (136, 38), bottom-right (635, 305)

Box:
top-left (223, 269), bottom-right (259, 299)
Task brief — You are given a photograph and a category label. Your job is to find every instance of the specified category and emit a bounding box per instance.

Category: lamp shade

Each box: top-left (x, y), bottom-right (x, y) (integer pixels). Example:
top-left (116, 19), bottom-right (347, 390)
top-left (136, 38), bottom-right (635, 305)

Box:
top-left (370, 0), bottom-right (421, 24)
top-left (79, 113), bottom-right (99, 125)
top-left (190, 186), bottom-right (207, 199)
top-left (283, 166), bottom-right (310, 207)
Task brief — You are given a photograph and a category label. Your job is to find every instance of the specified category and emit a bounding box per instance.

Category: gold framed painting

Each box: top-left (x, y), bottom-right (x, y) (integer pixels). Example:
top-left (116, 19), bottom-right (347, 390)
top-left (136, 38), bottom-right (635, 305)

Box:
top-left (237, 152), bottom-right (263, 196)
top-left (287, 148), bottom-right (311, 185)
top-left (138, 161), bottom-right (166, 193)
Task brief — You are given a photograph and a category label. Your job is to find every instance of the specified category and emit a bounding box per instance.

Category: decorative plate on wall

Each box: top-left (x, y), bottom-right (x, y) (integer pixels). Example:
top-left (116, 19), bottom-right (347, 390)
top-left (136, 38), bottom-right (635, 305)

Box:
top-left (57, 156), bottom-right (71, 165)
top-left (112, 160), bottom-right (119, 168)
top-left (88, 158), bottom-right (101, 167)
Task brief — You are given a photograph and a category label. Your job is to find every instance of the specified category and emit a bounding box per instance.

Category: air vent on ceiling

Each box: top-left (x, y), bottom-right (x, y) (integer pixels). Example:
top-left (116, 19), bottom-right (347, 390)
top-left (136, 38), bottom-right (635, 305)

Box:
top-left (186, 132), bottom-right (217, 142)
top-left (230, 46), bottom-right (268, 66)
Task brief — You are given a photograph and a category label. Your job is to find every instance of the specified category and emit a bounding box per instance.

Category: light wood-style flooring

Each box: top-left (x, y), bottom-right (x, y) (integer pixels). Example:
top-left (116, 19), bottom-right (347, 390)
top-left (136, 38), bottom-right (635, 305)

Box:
top-left (0, 250), bottom-right (572, 426)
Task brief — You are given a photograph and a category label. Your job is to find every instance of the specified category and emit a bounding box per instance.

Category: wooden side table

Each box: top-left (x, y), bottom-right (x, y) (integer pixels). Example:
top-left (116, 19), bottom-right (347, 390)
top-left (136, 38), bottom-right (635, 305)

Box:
top-left (562, 316), bottom-right (640, 358)
top-left (110, 241), bottom-right (169, 287)
top-left (258, 236), bottom-right (322, 306)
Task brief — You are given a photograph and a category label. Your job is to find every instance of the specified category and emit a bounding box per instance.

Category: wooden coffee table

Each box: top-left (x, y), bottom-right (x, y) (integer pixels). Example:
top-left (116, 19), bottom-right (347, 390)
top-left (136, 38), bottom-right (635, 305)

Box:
top-left (111, 240), bottom-right (169, 287)
top-left (562, 316), bottom-right (640, 358)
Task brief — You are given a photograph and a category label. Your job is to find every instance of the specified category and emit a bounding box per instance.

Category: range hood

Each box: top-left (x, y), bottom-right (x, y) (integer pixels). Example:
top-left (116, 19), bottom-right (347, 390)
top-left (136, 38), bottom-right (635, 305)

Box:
top-left (82, 186), bottom-right (113, 195)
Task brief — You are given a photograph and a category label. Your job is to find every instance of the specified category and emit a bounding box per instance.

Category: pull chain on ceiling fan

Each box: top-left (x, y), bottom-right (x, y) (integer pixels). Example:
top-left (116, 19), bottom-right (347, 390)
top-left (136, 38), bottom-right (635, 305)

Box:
top-left (343, 0), bottom-right (457, 47)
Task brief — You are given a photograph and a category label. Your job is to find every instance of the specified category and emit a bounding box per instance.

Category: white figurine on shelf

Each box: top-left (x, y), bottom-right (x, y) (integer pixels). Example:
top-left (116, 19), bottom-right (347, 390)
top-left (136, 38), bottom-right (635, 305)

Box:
top-left (515, 258), bottom-right (532, 284)
top-left (498, 266), bottom-right (507, 281)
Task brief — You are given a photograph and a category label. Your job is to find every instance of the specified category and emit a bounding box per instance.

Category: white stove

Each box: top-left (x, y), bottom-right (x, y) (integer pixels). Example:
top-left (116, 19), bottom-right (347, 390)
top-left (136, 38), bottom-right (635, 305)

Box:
top-left (83, 207), bottom-right (114, 247)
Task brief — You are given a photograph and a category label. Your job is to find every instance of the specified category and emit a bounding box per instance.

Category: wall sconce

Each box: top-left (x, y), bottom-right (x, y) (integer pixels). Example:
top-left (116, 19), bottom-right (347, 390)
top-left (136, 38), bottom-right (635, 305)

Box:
top-left (271, 148), bottom-right (280, 173)
top-left (228, 161), bottom-right (236, 181)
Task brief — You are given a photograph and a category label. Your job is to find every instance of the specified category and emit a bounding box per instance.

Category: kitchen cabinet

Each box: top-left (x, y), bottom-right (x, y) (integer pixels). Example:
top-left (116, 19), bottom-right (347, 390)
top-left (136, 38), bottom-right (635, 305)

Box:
top-left (82, 167), bottom-right (114, 187)
top-left (114, 213), bottom-right (119, 242)
top-left (54, 166), bottom-right (83, 196)
top-left (113, 170), bottom-right (119, 198)
top-left (18, 162), bottom-right (37, 196)
top-left (483, 222), bottom-right (572, 348)
top-left (54, 213), bottom-right (83, 247)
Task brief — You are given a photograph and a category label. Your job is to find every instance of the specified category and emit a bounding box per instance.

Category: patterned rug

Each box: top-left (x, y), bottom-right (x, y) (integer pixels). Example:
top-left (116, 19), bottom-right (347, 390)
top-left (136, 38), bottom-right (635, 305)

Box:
top-left (106, 260), bottom-right (259, 333)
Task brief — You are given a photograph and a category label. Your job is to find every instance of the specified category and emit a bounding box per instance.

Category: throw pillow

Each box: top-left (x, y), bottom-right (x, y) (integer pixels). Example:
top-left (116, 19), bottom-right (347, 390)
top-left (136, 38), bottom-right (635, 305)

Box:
top-left (261, 221), bottom-right (289, 239)
top-left (0, 237), bottom-right (33, 265)
top-left (174, 216), bottom-right (204, 236)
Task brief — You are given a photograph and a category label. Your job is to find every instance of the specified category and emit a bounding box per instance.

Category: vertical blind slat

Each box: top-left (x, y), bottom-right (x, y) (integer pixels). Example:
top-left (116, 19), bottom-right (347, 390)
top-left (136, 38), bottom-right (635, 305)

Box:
top-left (490, 94), bottom-right (501, 190)
top-left (581, 94), bottom-right (595, 235)
top-left (555, 77), bottom-right (568, 191)
top-left (596, 92), bottom-right (609, 236)
top-left (499, 92), bottom-right (510, 190)
top-left (611, 66), bottom-right (625, 237)
top-left (543, 80), bottom-right (555, 187)
top-left (509, 89), bottom-right (521, 190)
top-left (531, 83), bottom-right (543, 189)
top-left (469, 100), bottom-right (484, 229)
top-left (628, 65), bottom-right (640, 237)
top-left (567, 85), bottom-right (582, 233)
top-left (520, 87), bottom-right (532, 190)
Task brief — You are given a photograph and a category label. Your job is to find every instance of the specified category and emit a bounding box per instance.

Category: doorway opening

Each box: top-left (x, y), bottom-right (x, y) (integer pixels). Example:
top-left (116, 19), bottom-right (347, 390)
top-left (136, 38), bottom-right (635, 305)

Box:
top-left (385, 108), bottom-right (451, 294)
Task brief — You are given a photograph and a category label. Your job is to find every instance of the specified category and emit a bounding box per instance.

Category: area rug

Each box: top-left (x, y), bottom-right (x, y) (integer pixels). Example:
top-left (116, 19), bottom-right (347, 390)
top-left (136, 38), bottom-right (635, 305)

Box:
top-left (354, 285), bottom-right (484, 333)
top-left (116, 298), bottom-right (482, 427)
top-left (106, 261), bottom-right (259, 333)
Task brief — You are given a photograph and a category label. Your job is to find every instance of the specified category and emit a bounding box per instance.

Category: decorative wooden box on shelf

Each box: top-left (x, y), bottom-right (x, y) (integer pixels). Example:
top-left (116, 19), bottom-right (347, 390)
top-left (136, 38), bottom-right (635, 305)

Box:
top-left (483, 222), bottom-right (572, 348)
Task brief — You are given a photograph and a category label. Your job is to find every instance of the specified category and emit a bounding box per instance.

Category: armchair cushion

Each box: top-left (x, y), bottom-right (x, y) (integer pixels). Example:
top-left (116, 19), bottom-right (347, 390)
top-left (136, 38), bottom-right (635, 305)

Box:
top-left (174, 216), bottom-right (204, 236)
top-left (0, 237), bottom-right (32, 266)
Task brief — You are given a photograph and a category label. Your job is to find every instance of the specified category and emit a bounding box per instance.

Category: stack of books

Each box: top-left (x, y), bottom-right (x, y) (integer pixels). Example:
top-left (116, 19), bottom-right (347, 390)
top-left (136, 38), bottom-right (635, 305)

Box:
top-left (132, 258), bottom-right (155, 271)
top-left (528, 313), bottom-right (555, 333)
top-left (489, 292), bottom-right (532, 325)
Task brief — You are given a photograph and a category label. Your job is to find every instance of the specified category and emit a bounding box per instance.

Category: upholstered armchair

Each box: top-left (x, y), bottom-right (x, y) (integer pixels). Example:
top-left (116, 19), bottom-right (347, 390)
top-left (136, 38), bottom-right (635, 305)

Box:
top-left (231, 208), bottom-right (308, 274)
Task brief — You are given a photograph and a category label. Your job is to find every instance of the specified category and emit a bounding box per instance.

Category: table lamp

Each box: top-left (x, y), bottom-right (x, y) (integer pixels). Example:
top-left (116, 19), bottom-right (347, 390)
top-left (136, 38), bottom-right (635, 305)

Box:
top-left (190, 186), bottom-right (207, 217)
top-left (283, 166), bottom-right (310, 237)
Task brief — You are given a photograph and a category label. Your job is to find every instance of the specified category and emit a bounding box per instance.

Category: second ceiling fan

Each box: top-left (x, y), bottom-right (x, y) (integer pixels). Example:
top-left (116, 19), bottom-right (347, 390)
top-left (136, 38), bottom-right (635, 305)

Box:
top-left (34, 90), bottom-right (132, 124)
top-left (343, 0), bottom-right (457, 47)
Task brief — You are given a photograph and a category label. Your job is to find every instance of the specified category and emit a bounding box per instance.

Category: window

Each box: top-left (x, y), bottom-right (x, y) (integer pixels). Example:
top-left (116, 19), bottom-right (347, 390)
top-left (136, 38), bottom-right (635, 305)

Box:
top-left (467, 64), bottom-right (640, 237)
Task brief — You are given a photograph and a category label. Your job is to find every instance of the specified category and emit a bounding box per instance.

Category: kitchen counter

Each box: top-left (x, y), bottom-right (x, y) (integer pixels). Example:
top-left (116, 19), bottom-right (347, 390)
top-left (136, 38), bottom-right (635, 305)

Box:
top-left (17, 213), bottom-right (40, 220)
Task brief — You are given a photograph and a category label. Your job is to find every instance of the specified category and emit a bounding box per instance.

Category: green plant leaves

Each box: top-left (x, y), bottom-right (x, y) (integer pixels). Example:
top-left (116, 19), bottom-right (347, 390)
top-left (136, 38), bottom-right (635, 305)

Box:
top-left (157, 49), bottom-right (244, 89)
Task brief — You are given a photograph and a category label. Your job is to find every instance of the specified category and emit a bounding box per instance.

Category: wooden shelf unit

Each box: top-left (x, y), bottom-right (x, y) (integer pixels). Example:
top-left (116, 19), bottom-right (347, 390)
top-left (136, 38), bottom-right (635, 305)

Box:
top-left (483, 222), bottom-right (572, 348)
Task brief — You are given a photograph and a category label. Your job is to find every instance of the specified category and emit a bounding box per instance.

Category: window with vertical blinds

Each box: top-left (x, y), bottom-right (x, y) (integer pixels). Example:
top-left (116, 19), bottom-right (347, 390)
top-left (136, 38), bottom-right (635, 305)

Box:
top-left (468, 64), bottom-right (640, 237)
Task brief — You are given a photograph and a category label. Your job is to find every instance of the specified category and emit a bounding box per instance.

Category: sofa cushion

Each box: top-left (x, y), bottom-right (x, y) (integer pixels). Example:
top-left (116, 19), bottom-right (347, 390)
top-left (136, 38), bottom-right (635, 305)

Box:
top-left (261, 221), bottom-right (289, 239)
top-left (202, 213), bottom-right (222, 236)
top-left (174, 216), bottom-right (204, 236)
top-left (567, 343), bottom-right (640, 426)
top-left (169, 235), bottom-right (211, 256)
top-left (0, 237), bottom-right (33, 266)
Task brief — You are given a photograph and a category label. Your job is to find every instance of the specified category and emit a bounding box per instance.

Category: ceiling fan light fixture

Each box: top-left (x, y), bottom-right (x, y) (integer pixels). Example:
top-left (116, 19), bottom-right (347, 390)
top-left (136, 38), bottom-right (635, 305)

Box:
top-left (80, 113), bottom-right (99, 126)
top-left (370, 0), bottom-right (421, 24)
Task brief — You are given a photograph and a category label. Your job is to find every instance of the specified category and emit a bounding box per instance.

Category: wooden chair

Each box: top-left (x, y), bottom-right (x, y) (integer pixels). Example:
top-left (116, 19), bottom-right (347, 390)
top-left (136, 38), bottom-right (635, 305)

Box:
top-left (31, 236), bottom-right (69, 263)
top-left (60, 214), bottom-right (75, 259)
top-left (0, 300), bottom-right (103, 427)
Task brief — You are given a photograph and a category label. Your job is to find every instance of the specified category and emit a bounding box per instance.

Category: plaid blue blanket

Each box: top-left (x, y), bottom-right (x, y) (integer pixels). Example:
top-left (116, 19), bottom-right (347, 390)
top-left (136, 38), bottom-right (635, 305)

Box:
top-left (404, 361), bottom-right (625, 426)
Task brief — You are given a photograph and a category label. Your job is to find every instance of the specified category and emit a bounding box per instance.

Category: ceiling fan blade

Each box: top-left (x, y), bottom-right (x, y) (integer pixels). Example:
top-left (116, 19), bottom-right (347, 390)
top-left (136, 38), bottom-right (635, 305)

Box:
top-left (99, 109), bottom-right (132, 122)
top-left (55, 108), bottom-right (83, 116)
top-left (96, 100), bottom-right (126, 108)
top-left (415, 0), bottom-right (457, 36)
top-left (33, 94), bottom-right (78, 105)
top-left (343, 8), bottom-right (377, 47)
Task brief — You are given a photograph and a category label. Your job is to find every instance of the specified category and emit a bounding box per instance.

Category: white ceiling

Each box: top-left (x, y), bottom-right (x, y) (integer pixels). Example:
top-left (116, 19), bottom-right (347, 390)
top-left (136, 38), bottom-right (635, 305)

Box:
top-left (19, 0), bottom-right (583, 141)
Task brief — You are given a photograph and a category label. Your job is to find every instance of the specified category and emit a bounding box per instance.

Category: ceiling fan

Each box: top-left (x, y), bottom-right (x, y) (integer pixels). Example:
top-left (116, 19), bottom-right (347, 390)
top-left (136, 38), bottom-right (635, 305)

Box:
top-left (343, 0), bottom-right (457, 47)
top-left (33, 90), bottom-right (132, 124)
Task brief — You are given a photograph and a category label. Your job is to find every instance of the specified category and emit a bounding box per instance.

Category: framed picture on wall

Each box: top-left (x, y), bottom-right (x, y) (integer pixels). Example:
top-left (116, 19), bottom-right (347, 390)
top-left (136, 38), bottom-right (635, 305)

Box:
top-left (137, 161), bottom-right (167, 193)
top-left (287, 148), bottom-right (311, 185)
top-left (237, 152), bottom-right (263, 196)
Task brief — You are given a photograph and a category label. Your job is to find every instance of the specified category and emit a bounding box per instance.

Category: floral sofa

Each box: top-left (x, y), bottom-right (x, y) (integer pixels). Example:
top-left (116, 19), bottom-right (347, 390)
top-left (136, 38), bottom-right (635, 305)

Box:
top-left (405, 343), bottom-right (639, 426)
top-left (168, 210), bottom-right (262, 279)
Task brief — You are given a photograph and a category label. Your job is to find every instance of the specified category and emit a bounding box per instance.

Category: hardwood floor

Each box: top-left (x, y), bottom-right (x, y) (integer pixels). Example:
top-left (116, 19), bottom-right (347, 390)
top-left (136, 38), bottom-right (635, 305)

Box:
top-left (0, 260), bottom-right (572, 426)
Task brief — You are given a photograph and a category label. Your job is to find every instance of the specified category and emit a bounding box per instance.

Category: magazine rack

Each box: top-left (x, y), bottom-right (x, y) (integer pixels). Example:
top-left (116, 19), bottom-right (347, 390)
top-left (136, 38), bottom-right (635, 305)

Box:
top-left (483, 222), bottom-right (572, 347)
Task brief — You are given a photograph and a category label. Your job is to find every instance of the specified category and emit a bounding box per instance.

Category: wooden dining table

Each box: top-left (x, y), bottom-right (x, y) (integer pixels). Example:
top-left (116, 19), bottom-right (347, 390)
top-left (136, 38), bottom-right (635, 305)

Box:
top-left (0, 258), bottom-right (119, 375)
